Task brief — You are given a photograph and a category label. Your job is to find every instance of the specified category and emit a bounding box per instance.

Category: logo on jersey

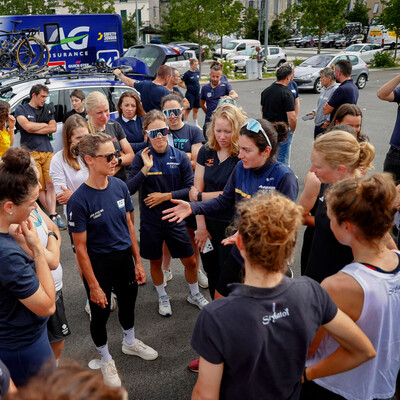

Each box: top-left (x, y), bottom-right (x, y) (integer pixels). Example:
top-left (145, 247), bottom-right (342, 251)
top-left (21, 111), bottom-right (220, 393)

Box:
top-left (117, 199), bottom-right (125, 209)
top-left (262, 302), bottom-right (290, 325)
top-left (205, 158), bottom-right (214, 167)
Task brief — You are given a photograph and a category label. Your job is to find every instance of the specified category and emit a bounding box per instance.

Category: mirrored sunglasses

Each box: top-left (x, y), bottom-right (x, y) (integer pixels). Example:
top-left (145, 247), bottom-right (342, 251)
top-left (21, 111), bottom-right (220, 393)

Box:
top-left (241, 118), bottom-right (272, 149)
top-left (146, 127), bottom-right (169, 138)
top-left (163, 108), bottom-right (183, 118)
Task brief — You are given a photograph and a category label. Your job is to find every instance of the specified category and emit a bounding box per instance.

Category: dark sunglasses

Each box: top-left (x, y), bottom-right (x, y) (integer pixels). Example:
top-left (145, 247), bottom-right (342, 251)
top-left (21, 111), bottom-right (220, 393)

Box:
top-left (163, 108), bottom-right (183, 118)
top-left (146, 127), bottom-right (169, 139)
top-left (241, 119), bottom-right (272, 149)
top-left (91, 150), bottom-right (120, 162)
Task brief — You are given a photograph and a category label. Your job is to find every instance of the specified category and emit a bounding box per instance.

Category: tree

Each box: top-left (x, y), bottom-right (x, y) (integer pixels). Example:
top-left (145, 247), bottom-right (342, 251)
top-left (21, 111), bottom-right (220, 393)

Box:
top-left (268, 15), bottom-right (291, 45)
top-left (161, 0), bottom-right (213, 77)
top-left (296, 0), bottom-right (348, 53)
top-left (241, 7), bottom-right (259, 41)
top-left (64, 0), bottom-right (115, 14)
top-left (122, 12), bottom-right (142, 48)
top-left (207, 0), bottom-right (243, 56)
top-left (0, 0), bottom-right (58, 15)
top-left (378, 0), bottom-right (400, 59)
top-left (346, 2), bottom-right (371, 27)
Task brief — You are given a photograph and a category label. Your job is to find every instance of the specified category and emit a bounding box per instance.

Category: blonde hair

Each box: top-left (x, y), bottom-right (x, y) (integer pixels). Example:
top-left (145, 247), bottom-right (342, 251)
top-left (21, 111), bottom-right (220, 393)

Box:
top-left (313, 130), bottom-right (375, 171)
top-left (237, 193), bottom-right (303, 272)
top-left (206, 104), bottom-right (247, 156)
top-left (85, 91), bottom-right (108, 134)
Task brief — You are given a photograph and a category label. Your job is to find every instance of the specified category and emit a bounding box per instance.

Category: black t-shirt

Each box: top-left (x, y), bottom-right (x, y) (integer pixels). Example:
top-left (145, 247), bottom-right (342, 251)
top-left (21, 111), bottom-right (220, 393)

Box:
top-left (304, 184), bottom-right (353, 282)
top-left (95, 120), bottom-right (126, 152)
top-left (197, 145), bottom-right (238, 223)
top-left (63, 109), bottom-right (87, 123)
top-left (260, 82), bottom-right (295, 124)
top-left (191, 278), bottom-right (338, 400)
top-left (15, 103), bottom-right (54, 152)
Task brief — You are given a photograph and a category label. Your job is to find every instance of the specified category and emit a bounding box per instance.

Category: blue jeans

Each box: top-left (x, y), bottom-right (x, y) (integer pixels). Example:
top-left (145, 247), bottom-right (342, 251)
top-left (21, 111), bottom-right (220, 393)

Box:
top-left (277, 132), bottom-right (293, 166)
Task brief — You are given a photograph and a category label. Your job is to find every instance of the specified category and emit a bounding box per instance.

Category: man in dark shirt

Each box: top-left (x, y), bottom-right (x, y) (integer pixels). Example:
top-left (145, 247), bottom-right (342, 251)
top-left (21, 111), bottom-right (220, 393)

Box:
top-left (260, 63), bottom-right (297, 133)
top-left (113, 65), bottom-right (172, 112)
top-left (377, 73), bottom-right (400, 183)
top-left (323, 59), bottom-right (359, 121)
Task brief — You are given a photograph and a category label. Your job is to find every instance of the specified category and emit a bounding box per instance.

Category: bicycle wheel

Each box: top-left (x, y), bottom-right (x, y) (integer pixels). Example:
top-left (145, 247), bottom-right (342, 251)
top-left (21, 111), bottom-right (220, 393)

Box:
top-left (1, 40), bottom-right (19, 69)
top-left (17, 37), bottom-right (49, 71)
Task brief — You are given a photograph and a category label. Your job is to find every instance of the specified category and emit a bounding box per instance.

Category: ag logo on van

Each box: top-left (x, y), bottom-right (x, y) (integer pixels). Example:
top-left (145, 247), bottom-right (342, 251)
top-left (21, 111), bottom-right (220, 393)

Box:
top-left (48, 26), bottom-right (90, 50)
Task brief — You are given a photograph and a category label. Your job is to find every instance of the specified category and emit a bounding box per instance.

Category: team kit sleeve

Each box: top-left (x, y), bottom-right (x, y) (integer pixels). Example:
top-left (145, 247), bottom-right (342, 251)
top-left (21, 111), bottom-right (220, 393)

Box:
top-left (277, 173), bottom-right (299, 202)
top-left (196, 145), bottom-right (206, 166)
top-left (171, 154), bottom-right (194, 199)
top-left (192, 126), bottom-right (205, 144)
top-left (393, 87), bottom-right (400, 103)
top-left (126, 151), bottom-right (146, 195)
top-left (121, 181), bottom-right (134, 213)
top-left (67, 194), bottom-right (88, 233)
top-left (326, 87), bottom-right (342, 109)
top-left (114, 121), bottom-right (127, 141)
top-left (200, 86), bottom-right (207, 101)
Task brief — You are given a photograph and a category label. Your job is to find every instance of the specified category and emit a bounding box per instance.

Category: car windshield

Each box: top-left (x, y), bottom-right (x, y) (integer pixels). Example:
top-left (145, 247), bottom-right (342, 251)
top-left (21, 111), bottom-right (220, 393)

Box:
top-left (300, 55), bottom-right (335, 67)
top-left (124, 46), bottom-right (159, 67)
top-left (224, 42), bottom-right (238, 50)
top-left (346, 44), bottom-right (363, 51)
top-left (239, 48), bottom-right (254, 56)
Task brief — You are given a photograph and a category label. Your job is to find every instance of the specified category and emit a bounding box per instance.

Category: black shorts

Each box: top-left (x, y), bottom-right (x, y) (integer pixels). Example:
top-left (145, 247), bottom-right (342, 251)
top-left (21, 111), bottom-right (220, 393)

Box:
top-left (215, 252), bottom-right (244, 297)
top-left (185, 214), bottom-right (197, 230)
top-left (47, 290), bottom-right (71, 343)
top-left (140, 221), bottom-right (194, 260)
top-left (185, 91), bottom-right (200, 110)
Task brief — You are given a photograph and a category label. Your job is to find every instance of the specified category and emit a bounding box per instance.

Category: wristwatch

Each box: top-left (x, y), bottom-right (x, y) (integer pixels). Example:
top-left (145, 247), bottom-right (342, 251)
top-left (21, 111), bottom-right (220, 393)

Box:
top-left (197, 192), bottom-right (203, 202)
top-left (48, 231), bottom-right (59, 241)
top-left (118, 157), bottom-right (123, 166)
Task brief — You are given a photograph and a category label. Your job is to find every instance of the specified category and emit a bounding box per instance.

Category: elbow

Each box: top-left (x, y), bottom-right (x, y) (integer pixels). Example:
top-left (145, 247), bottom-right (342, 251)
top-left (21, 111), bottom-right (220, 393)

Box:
top-left (365, 347), bottom-right (376, 361)
top-left (37, 302), bottom-right (56, 317)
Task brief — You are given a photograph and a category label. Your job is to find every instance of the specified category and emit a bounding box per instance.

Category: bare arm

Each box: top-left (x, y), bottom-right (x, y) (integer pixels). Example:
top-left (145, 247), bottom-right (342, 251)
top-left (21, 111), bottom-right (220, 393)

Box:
top-left (16, 116), bottom-right (57, 135)
top-left (127, 211), bottom-right (146, 284)
top-left (192, 357), bottom-right (223, 400)
top-left (295, 97), bottom-right (300, 117)
top-left (190, 143), bottom-right (202, 170)
top-left (200, 99), bottom-right (207, 113)
top-left (228, 89), bottom-right (238, 100)
top-left (287, 110), bottom-right (297, 132)
top-left (183, 98), bottom-right (190, 110)
top-left (73, 231), bottom-right (107, 309)
top-left (298, 172), bottom-right (321, 227)
top-left (323, 103), bottom-right (335, 115)
top-left (377, 73), bottom-right (400, 101)
top-left (306, 308), bottom-right (375, 381)
top-left (119, 138), bottom-right (135, 166)
top-left (113, 69), bottom-right (136, 88)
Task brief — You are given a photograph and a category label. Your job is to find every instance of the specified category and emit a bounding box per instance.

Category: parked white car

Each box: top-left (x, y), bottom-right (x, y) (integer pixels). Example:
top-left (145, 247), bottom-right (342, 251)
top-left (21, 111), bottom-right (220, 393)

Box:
top-left (228, 46), bottom-right (287, 71)
top-left (343, 44), bottom-right (383, 63)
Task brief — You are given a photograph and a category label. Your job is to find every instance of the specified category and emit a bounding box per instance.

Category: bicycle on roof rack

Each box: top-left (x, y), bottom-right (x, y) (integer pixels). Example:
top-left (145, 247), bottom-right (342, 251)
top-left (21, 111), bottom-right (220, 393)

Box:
top-left (0, 20), bottom-right (50, 72)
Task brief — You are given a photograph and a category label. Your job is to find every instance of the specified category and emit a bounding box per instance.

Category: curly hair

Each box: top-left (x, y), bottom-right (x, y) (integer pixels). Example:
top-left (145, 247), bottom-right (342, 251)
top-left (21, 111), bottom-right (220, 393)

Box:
top-left (325, 173), bottom-right (397, 243)
top-left (236, 192), bottom-right (303, 272)
top-left (0, 100), bottom-right (10, 130)
top-left (206, 103), bottom-right (247, 156)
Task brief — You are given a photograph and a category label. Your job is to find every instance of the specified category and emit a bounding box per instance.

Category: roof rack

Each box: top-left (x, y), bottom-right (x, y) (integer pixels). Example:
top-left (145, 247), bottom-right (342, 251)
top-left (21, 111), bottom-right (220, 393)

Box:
top-left (0, 64), bottom-right (150, 91)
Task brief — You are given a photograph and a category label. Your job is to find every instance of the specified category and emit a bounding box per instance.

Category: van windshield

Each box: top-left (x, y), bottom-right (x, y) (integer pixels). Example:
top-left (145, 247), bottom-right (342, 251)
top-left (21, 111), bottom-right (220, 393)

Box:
top-left (124, 46), bottom-right (159, 67)
top-left (224, 42), bottom-right (238, 50)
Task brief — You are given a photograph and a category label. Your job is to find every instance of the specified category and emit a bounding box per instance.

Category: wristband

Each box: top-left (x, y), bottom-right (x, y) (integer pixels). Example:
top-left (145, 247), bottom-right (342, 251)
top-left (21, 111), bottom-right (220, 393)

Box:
top-left (303, 368), bottom-right (309, 382)
top-left (117, 72), bottom-right (123, 78)
top-left (48, 231), bottom-right (59, 241)
top-left (197, 192), bottom-right (202, 202)
top-left (34, 253), bottom-right (45, 259)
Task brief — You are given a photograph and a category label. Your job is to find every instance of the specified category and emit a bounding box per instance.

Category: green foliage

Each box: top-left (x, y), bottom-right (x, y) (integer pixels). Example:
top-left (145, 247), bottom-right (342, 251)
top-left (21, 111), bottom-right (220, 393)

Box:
top-left (268, 16), bottom-right (291, 45)
top-left (373, 51), bottom-right (396, 67)
top-left (378, 0), bottom-right (400, 59)
top-left (64, 0), bottom-right (115, 14)
top-left (346, 2), bottom-right (370, 26)
top-left (121, 12), bottom-right (142, 48)
top-left (297, 0), bottom-right (348, 53)
top-left (241, 7), bottom-right (259, 41)
top-left (0, 0), bottom-right (58, 15)
top-left (293, 58), bottom-right (305, 67)
top-left (219, 57), bottom-right (235, 78)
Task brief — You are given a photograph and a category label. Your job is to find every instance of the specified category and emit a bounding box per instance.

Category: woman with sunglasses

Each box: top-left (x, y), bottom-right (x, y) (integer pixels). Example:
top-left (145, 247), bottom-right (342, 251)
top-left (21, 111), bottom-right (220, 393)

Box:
top-left (127, 110), bottom-right (209, 317)
top-left (160, 93), bottom-right (205, 287)
top-left (86, 91), bottom-right (134, 181)
top-left (115, 91), bottom-right (147, 154)
top-left (301, 173), bottom-right (400, 400)
top-left (67, 133), bottom-right (156, 388)
top-left (191, 192), bottom-right (375, 400)
top-left (162, 118), bottom-right (298, 298)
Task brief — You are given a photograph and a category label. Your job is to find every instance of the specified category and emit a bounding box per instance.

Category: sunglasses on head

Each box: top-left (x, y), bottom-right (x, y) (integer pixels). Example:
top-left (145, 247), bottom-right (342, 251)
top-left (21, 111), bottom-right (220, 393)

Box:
top-left (91, 149), bottom-right (120, 162)
top-left (163, 108), bottom-right (183, 118)
top-left (146, 127), bottom-right (169, 139)
top-left (242, 119), bottom-right (272, 149)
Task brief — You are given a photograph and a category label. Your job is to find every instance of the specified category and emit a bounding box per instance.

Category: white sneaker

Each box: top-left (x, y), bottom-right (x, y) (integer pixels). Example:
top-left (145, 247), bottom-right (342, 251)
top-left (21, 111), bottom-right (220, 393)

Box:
top-left (110, 294), bottom-right (117, 312)
top-left (122, 338), bottom-right (158, 360)
top-left (197, 270), bottom-right (209, 289)
top-left (163, 269), bottom-right (173, 287)
top-left (100, 359), bottom-right (121, 387)
top-left (85, 299), bottom-right (91, 321)
top-left (158, 295), bottom-right (172, 316)
top-left (187, 292), bottom-right (209, 310)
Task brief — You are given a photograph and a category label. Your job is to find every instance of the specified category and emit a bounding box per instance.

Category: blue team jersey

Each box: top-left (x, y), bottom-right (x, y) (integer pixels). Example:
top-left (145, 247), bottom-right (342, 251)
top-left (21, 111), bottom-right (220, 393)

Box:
top-left (182, 70), bottom-right (200, 93)
top-left (200, 82), bottom-right (233, 123)
top-left (67, 176), bottom-right (134, 254)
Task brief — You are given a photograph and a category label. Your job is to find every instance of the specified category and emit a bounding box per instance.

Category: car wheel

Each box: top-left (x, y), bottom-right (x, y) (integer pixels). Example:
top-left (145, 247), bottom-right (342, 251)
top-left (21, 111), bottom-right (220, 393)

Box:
top-left (277, 60), bottom-right (285, 68)
top-left (356, 74), bottom-right (367, 89)
top-left (390, 42), bottom-right (395, 50)
top-left (313, 78), bottom-right (322, 94)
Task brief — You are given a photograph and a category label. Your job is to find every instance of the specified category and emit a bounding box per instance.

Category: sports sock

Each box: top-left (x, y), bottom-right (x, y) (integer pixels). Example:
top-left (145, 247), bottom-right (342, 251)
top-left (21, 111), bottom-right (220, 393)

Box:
top-left (96, 343), bottom-right (112, 363)
top-left (188, 282), bottom-right (199, 296)
top-left (155, 284), bottom-right (167, 298)
top-left (122, 327), bottom-right (135, 345)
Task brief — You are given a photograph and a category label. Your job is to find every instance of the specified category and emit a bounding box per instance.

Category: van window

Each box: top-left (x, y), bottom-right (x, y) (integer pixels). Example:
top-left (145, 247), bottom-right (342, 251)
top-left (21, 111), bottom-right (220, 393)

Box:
top-left (46, 91), bottom-right (62, 123)
top-left (237, 43), bottom-right (246, 51)
top-left (270, 48), bottom-right (279, 55)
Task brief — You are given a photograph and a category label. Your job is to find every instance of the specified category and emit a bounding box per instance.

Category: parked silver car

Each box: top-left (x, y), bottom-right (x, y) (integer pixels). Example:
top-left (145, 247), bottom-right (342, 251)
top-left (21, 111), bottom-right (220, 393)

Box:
top-left (228, 46), bottom-right (287, 71)
top-left (294, 53), bottom-right (369, 93)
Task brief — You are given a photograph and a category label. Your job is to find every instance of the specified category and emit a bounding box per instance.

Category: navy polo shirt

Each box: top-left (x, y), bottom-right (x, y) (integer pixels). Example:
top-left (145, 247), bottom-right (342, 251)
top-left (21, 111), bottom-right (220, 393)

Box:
top-left (327, 78), bottom-right (359, 120)
top-left (134, 81), bottom-right (170, 112)
top-left (200, 82), bottom-right (233, 123)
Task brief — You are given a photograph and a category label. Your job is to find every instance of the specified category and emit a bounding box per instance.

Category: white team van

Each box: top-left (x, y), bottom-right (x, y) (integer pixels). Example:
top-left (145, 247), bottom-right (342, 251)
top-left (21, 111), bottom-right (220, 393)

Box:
top-left (213, 39), bottom-right (261, 59)
top-left (367, 25), bottom-right (397, 49)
